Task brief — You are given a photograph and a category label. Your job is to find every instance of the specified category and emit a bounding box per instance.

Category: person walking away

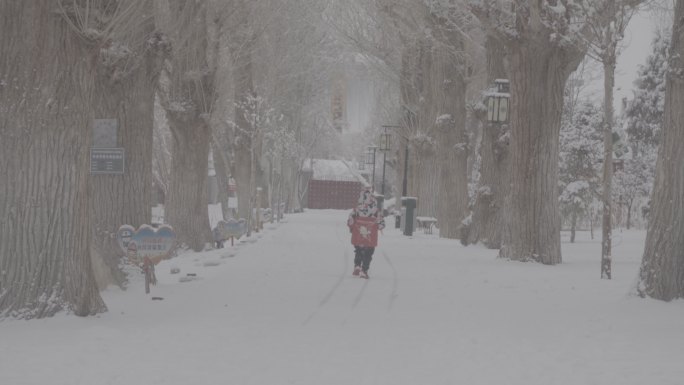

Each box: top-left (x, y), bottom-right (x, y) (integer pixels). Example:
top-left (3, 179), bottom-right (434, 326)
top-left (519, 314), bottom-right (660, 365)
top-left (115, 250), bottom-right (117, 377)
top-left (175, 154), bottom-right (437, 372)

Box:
top-left (347, 188), bottom-right (385, 279)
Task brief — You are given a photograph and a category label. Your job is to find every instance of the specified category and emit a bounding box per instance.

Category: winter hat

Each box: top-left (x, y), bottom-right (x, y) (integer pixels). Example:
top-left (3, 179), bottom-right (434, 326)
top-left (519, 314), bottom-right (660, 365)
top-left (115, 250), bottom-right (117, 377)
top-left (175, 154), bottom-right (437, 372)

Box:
top-left (358, 188), bottom-right (375, 205)
top-left (356, 188), bottom-right (377, 216)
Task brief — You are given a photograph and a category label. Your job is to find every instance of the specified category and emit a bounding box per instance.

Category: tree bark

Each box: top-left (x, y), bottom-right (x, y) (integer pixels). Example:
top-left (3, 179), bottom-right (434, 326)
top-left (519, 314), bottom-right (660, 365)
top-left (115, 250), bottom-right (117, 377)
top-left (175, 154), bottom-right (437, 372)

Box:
top-left (601, 58), bottom-right (616, 279)
top-left (434, 46), bottom-right (468, 239)
top-left (413, 35), bottom-right (439, 219)
top-left (229, 0), bottom-right (255, 223)
top-left (90, 9), bottom-right (164, 289)
top-left (398, 36), bottom-right (426, 211)
top-left (500, 41), bottom-right (581, 265)
top-left (165, 116), bottom-right (212, 251)
top-left (415, 152), bottom-right (439, 217)
top-left (465, 36), bottom-right (509, 247)
top-left (570, 209), bottom-right (577, 243)
top-left (0, 2), bottom-right (105, 318)
top-left (638, 0), bottom-right (684, 301)
top-left (211, 137), bottom-right (232, 220)
top-left (160, 0), bottom-right (216, 251)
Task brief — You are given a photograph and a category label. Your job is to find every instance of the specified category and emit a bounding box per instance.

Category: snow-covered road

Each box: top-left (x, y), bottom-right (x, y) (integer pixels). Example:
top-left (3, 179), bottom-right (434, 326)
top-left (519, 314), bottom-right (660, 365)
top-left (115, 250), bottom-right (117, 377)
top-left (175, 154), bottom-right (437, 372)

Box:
top-left (2, 210), bottom-right (684, 385)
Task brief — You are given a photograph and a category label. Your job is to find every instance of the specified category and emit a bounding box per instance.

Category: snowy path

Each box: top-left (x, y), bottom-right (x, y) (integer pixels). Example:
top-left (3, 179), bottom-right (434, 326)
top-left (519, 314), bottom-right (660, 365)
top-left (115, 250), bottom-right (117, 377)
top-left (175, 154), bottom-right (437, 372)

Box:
top-left (2, 210), bottom-right (684, 385)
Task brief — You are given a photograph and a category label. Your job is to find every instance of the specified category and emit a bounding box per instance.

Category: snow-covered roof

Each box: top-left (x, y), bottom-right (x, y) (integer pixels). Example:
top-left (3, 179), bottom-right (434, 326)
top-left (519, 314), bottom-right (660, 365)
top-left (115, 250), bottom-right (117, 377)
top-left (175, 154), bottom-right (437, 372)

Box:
top-left (303, 159), bottom-right (368, 184)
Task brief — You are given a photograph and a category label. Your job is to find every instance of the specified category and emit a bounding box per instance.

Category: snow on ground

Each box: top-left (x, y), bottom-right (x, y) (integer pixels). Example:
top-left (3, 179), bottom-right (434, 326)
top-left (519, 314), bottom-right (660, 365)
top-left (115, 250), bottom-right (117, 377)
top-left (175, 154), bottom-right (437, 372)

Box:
top-left (2, 210), bottom-right (684, 385)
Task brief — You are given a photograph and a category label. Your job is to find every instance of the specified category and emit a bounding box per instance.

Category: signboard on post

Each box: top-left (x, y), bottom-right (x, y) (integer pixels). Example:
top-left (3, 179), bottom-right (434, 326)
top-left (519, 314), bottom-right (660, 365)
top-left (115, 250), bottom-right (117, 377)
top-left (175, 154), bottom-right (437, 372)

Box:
top-left (116, 224), bottom-right (177, 265)
top-left (93, 118), bottom-right (118, 148)
top-left (90, 148), bottom-right (125, 174)
top-left (213, 218), bottom-right (247, 246)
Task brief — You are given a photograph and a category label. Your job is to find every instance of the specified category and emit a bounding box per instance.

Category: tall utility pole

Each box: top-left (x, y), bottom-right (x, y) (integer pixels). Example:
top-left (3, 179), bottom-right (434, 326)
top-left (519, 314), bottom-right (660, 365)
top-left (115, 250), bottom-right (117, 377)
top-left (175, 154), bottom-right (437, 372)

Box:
top-left (381, 150), bottom-right (387, 195)
top-left (379, 126), bottom-right (391, 197)
top-left (367, 146), bottom-right (377, 191)
top-left (402, 142), bottom-right (408, 197)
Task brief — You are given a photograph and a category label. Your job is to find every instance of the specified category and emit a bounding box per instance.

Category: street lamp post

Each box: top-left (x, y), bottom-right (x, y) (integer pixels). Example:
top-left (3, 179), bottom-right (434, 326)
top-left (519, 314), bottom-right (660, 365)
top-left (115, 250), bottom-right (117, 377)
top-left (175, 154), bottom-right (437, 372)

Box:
top-left (365, 146), bottom-right (377, 191)
top-left (382, 124), bottom-right (409, 230)
top-left (398, 108), bottom-right (417, 236)
top-left (399, 107), bottom-right (416, 199)
top-left (380, 124), bottom-right (408, 196)
top-left (379, 128), bottom-right (391, 197)
top-left (402, 142), bottom-right (408, 197)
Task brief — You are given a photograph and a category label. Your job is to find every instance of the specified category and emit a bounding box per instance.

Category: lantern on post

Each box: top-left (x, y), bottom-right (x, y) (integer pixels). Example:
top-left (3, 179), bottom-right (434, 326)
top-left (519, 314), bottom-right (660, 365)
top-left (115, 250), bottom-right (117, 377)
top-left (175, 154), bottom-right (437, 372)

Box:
top-left (485, 79), bottom-right (510, 123)
top-left (379, 131), bottom-right (391, 152)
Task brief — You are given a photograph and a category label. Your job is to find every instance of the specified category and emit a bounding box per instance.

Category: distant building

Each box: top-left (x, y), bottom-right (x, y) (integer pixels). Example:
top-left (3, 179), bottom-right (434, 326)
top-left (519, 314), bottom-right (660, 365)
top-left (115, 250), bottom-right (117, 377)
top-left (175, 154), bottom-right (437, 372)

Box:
top-left (304, 159), bottom-right (368, 210)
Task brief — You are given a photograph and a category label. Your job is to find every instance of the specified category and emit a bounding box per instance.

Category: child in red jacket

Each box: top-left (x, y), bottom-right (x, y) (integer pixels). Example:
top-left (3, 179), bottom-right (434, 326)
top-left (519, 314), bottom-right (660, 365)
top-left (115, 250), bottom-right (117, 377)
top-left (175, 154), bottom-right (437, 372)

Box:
top-left (347, 188), bottom-right (385, 278)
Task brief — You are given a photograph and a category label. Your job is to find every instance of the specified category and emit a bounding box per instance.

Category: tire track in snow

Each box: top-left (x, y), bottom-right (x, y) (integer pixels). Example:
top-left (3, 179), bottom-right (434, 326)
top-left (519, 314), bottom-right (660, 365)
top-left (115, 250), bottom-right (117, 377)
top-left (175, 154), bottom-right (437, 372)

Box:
top-left (351, 278), bottom-right (369, 310)
top-left (382, 250), bottom-right (399, 312)
top-left (350, 250), bottom-right (398, 312)
top-left (302, 221), bottom-right (350, 326)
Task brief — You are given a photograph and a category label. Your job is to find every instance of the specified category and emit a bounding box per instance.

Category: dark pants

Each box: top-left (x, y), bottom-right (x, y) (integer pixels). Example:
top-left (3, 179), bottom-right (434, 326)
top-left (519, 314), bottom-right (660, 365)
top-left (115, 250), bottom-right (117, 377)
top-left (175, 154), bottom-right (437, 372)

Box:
top-left (354, 246), bottom-right (375, 272)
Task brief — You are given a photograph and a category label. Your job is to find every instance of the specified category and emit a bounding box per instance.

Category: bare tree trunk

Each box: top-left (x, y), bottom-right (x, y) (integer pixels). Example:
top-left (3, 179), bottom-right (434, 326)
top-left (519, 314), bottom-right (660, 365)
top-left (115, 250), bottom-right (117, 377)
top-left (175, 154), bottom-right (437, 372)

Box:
top-left (500, 42), bottom-right (581, 264)
top-left (233, 96), bottom-right (255, 228)
top-left (413, 35), bottom-right (439, 219)
top-left (415, 152), bottom-right (439, 217)
top-left (434, 46), bottom-right (468, 239)
top-left (0, 2), bottom-right (105, 318)
top-left (601, 58), bottom-right (616, 279)
top-left (210, 16), bottom-right (235, 222)
top-left (247, 127), bottom-right (259, 236)
top-left (229, 0), bottom-right (255, 222)
top-left (465, 36), bottom-right (509, 247)
top-left (160, 0), bottom-right (216, 251)
top-left (211, 137), bottom-right (232, 220)
top-left (152, 93), bottom-right (172, 204)
top-left (570, 209), bottom-right (577, 243)
top-left (398, 38), bottom-right (424, 204)
top-left (90, 13), bottom-right (164, 289)
top-left (638, 0), bottom-right (684, 301)
top-left (165, 117), bottom-right (212, 250)
top-left (396, 46), bottom-right (415, 202)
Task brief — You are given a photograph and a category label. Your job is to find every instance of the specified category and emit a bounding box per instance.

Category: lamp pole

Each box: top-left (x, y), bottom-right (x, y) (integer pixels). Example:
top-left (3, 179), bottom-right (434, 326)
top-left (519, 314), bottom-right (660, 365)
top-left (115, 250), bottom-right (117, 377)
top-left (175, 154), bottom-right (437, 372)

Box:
top-left (402, 142), bottom-right (408, 197)
top-left (382, 124), bottom-right (407, 197)
top-left (381, 150), bottom-right (387, 196)
top-left (372, 147), bottom-right (376, 191)
top-left (379, 127), bottom-right (391, 197)
top-left (366, 146), bottom-right (377, 191)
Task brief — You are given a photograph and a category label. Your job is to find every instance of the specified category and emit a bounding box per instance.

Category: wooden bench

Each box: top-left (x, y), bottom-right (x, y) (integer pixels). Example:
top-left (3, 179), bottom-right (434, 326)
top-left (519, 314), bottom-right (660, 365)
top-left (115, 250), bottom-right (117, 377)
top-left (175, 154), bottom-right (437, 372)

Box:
top-left (416, 216), bottom-right (437, 234)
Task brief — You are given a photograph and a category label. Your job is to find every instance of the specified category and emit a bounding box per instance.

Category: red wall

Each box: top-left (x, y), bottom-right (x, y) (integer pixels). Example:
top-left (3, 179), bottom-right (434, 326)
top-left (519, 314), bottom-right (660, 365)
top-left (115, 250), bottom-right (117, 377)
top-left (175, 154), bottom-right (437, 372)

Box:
top-left (308, 180), bottom-right (362, 210)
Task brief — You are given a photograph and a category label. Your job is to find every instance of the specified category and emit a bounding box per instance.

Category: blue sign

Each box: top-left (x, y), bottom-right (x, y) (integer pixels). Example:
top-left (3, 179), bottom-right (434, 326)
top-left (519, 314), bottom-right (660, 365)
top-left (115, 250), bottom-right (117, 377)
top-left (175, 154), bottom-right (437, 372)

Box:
top-left (116, 224), bottom-right (177, 265)
top-left (213, 218), bottom-right (247, 241)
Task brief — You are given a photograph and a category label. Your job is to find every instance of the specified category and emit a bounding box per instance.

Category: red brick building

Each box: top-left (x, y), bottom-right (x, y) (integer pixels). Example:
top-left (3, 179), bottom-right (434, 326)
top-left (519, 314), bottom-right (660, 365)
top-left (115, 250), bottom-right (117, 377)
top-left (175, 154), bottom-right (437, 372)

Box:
top-left (304, 159), bottom-right (368, 210)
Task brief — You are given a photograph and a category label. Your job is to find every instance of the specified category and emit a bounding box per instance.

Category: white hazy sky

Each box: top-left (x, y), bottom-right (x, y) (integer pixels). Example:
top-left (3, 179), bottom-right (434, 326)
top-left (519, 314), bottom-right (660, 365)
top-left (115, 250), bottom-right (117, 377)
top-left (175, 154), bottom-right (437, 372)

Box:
top-left (612, 6), bottom-right (666, 111)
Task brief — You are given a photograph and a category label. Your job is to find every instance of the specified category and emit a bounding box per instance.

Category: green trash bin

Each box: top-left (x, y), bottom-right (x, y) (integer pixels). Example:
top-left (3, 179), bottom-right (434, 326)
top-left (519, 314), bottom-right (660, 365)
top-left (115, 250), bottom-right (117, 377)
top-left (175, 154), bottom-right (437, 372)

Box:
top-left (401, 197), bottom-right (417, 236)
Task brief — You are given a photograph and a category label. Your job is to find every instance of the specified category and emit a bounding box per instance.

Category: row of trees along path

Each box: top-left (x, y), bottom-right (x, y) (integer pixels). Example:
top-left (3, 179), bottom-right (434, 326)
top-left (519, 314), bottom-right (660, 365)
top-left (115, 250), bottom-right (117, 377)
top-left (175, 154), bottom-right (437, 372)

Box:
top-left (2, 0), bottom-right (684, 319)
